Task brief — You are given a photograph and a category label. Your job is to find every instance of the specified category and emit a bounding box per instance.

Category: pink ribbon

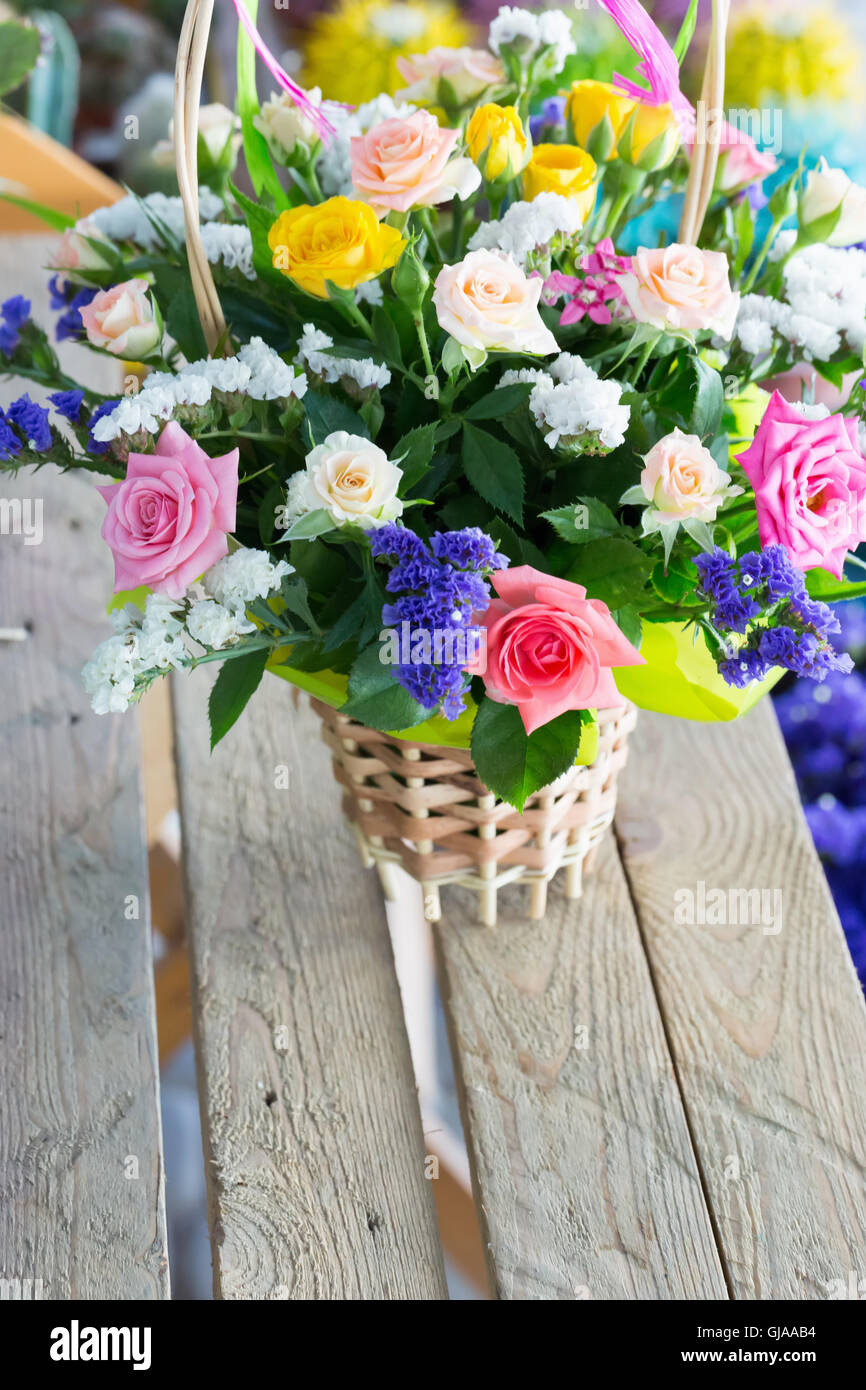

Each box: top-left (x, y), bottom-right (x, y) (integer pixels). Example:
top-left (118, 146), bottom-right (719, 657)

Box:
top-left (231, 0), bottom-right (336, 143)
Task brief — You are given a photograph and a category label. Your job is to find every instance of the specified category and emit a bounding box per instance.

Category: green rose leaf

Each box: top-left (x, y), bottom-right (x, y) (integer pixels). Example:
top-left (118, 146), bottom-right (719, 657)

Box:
top-left (341, 642), bottom-right (432, 731)
top-left (462, 421), bottom-right (524, 525)
top-left (542, 496), bottom-right (621, 544)
top-left (470, 700), bottom-right (592, 812)
top-left (562, 537), bottom-right (653, 610)
top-left (208, 646), bottom-right (270, 750)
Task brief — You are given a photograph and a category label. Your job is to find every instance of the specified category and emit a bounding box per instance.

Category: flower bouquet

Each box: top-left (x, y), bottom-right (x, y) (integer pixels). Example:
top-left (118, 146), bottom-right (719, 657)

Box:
top-left (3, 0), bottom-right (866, 924)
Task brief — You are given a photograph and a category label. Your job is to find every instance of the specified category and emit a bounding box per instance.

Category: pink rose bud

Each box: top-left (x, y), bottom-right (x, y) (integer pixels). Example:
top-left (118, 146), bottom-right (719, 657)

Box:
top-left (97, 422), bottom-right (239, 598)
top-left (737, 390), bottom-right (866, 578)
top-left (50, 221), bottom-right (115, 279)
top-left (466, 565), bottom-right (644, 734)
top-left (79, 278), bottom-right (162, 359)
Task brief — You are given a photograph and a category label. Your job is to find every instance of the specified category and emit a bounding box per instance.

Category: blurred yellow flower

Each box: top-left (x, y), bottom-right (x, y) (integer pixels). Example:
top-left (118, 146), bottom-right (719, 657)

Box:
top-left (267, 197), bottom-right (406, 299)
top-left (566, 80), bottom-right (635, 161)
top-left (466, 103), bottom-right (528, 183)
top-left (725, 4), bottom-right (858, 107)
top-left (523, 144), bottom-right (596, 220)
top-left (302, 0), bottom-right (471, 105)
top-left (618, 102), bottom-right (680, 172)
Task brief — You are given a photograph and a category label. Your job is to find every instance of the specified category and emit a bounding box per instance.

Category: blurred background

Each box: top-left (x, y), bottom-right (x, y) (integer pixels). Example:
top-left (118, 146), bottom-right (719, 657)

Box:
top-left (2, 0), bottom-right (865, 1300)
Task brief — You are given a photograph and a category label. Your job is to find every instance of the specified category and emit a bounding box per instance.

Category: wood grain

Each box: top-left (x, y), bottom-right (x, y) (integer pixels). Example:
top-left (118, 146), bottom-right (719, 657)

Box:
top-left (615, 702), bottom-right (866, 1300)
top-left (434, 833), bottom-right (727, 1300)
top-left (172, 676), bottom-right (448, 1299)
top-left (0, 470), bottom-right (168, 1299)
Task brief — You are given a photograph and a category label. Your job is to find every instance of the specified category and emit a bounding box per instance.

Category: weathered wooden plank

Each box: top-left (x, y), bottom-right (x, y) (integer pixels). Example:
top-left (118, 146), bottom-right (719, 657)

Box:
top-left (0, 469), bottom-right (169, 1300)
top-left (172, 676), bottom-right (448, 1299)
top-left (615, 701), bottom-right (866, 1300)
top-left (434, 832), bottom-right (727, 1300)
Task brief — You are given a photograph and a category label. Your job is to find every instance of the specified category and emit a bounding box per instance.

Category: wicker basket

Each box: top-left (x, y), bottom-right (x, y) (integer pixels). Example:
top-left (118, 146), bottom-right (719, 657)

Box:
top-left (314, 700), bottom-right (637, 925)
top-left (171, 0), bottom-right (728, 923)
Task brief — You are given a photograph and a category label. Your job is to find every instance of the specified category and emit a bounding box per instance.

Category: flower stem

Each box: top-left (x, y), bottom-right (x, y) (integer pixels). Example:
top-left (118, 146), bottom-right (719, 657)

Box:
top-left (339, 297), bottom-right (376, 342)
top-left (412, 309), bottom-right (435, 379)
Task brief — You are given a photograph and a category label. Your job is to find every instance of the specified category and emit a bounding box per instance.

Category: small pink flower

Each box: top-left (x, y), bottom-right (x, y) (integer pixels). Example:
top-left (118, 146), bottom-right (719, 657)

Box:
top-left (350, 111), bottom-right (479, 214)
top-left (737, 391), bottom-right (866, 578)
top-left (543, 244), bottom-right (628, 327)
top-left (79, 278), bottom-right (162, 359)
top-left (98, 422), bottom-right (239, 598)
top-left (466, 564), bottom-right (644, 734)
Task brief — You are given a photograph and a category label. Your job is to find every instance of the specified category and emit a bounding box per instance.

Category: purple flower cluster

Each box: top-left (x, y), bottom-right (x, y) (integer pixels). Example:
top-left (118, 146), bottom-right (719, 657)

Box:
top-left (696, 545), bottom-right (854, 687)
top-left (48, 276), bottom-right (98, 343)
top-left (0, 394), bottom-right (53, 458)
top-left (49, 389), bottom-right (85, 424)
top-left (0, 296), bottom-right (30, 356)
top-left (369, 524), bottom-right (507, 720)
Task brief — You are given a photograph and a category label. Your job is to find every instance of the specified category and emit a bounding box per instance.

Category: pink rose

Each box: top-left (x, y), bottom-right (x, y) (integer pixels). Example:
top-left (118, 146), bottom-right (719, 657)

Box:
top-left (687, 120), bottom-right (777, 193)
top-left (737, 392), bottom-right (866, 577)
top-left (350, 111), bottom-right (480, 214)
top-left (98, 422), bottom-right (239, 598)
top-left (50, 220), bottom-right (114, 279)
top-left (79, 278), bottom-right (162, 359)
top-left (618, 244), bottom-right (740, 339)
top-left (467, 565), bottom-right (644, 734)
top-left (395, 46), bottom-right (504, 105)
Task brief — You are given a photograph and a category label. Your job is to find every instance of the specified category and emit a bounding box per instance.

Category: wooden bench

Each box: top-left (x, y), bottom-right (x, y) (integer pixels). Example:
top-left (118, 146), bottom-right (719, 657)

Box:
top-left (3, 461), bottom-right (866, 1301)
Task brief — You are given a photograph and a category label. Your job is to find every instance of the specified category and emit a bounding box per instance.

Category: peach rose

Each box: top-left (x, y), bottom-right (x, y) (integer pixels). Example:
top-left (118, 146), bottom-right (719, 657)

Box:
top-left (79, 278), bottom-right (162, 358)
top-left (433, 249), bottom-right (558, 359)
top-left (635, 428), bottom-right (743, 524)
top-left (618, 244), bottom-right (740, 339)
top-left (395, 46), bottom-right (504, 105)
top-left (466, 565), bottom-right (644, 734)
top-left (50, 221), bottom-right (114, 279)
top-left (288, 431), bottom-right (403, 530)
top-left (714, 121), bottom-right (777, 192)
top-left (350, 111), bottom-right (480, 214)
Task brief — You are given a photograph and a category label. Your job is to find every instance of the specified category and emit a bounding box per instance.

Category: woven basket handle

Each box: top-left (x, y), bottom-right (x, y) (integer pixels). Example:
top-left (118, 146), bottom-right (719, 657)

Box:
top-left (174, 0), bottom-right (227, 353)
top-left (678, 0), bottom-right (729, 245)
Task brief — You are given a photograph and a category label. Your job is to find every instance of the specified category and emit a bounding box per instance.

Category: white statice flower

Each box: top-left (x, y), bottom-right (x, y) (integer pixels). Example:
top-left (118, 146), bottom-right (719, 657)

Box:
top-left (768, 229), bottom-right (797, 263)
top-left (82, 593), bottom-right (187, 713)
top-left (468, 193), bottom-right (584, 268)
top-left (488, 6), bottom-right (576, 73)
top-left (296, 323), bottom-right (391, 391)
top-left (186, 598), bottom-right (255, 649)
top-left (85, 189), bottom-right (224, 250)
top-left (238, 337), bottom-right (309, 401)
top-left (498, 367), bottom-right (548, 387)
top-left (355, 279), bottom-right (384, 308)
top-left (203, 548), bottom-right (294, 613)
top-left (510, 353), bottom-right (629, 454)
top-left (82, 634), bottom-right (138, 714)
top-left (733, 242), bottom-right (866, 363)
top-left (200, 223), bottom-right (255, 280)
top-left (315, 95), bottom-right (416, 197)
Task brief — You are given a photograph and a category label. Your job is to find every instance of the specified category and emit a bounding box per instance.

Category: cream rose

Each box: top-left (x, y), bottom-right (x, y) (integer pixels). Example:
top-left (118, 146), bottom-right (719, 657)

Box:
top-left (289, 431), bottom-right (404, 530)
top-left (634, 428), bottom-right (742, 525)
top-left (618, 244), bottom-right (740, 339)
top-left (78, 278), bottom-right (162, 358)
top-left (350, 111), bottom-right (480, 213)
top-left (801, 157), bottom-right (866, 248)
top-left (253, 87), bottom-right (325, 162)
top-left (395, 46), bottom-right (504, 105)
top-left (433, 249), bottom-right (558, 361)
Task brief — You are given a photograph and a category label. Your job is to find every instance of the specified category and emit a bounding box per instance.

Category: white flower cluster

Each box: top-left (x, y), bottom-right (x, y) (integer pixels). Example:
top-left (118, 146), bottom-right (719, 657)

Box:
top-left (734, 242), bottom-right (866, 362)
top-left (468, 193), bottom-right (584, 267)
top-left (199, 222), bottom-right (255, 280)
top-left (297, 323), bottom-right (391, 391)
top-left (500, 353), bottom-right (630, 454)
top-left (315, 94), bottom-right (417, 197)
top-left (82, 550), bottom-right (294, 714)
top-left (86, 190), bottom-right (224, 250)
top-left (488, 7), bottom-right (576, 73)
top-left (92, 338), bottom-right (307, 443)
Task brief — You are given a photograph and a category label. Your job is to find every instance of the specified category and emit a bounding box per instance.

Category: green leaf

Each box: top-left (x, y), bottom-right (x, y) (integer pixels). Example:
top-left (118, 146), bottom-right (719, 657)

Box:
top-left (562, 537), bottom-right (653, 610)
top-left (208, 647), bottom-right (270, 749)
top-left (542, 497), bottom-right (621, 544)
top-left (164, 281), bottom-right (208, 361)
top-left (462, 421), bottom-right (524, 525)
top-left (371, 306), bottom-right (404, 367)
top-left (394, 422), bottom-right (437, 492)
top-left (732, 194), bottom-right (755, 281)
top-left (470, 700), bottom-right (589, 811)
top-left (656, 355), bottom-right (724, 440)
top-left (613, 605), bottom-right (643, 649)
top-left (673, 0), bottom-right (699, 62)
top-left (464, 382), bottom-right (534, 420)
top-left (279, 575), bottom-right (321, 633)
top-left (341, 643), bottom-right (431, 731)
top-left (285, 508), bottom-right (335, 541)
top-left (805, 567), bottom-right (866, 602)
top-left (0, 21), bottom-right (40, 97)
top-left (651, 556), bottom-right (698, 604)
top-left (235, 0), bottom-right (289, 207)
top-left (304, 389), bottom-right (369, 446)
top-left (0, 192), bottom-right (74, 232)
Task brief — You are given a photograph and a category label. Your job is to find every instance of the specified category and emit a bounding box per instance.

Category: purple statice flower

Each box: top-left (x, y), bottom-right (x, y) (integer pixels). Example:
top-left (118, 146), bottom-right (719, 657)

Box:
top-left (759, 544), bottom-right (805, 602)
top-left (368, 521), bottom-right (428, 563)
top-left (745, 182), bottom-right (769, 215)
top-left (529, 94), bottom-right (566, 142)
top-left (788, 592), bottom-right (841, 638)
top-left (718, 648), bottom-right (769, 688)
top-left (431, 527), bottom-right (508, 571)
top-left (49, 388), bottom-right (85, 424)
top-left (0, 408), bottom-right (23, 462)
top-left (86, 399), bottom-right (120, 455)
top-left (0, 294), bottom-right (30, 356)
top-left (49, 277), bottom-right (98, 343)
top-left (694, 546), bottom-right (736, 596)
top-left (6, 394), bottom-right (52, 452)
top-left (386, 556), bottom-right (442, 594)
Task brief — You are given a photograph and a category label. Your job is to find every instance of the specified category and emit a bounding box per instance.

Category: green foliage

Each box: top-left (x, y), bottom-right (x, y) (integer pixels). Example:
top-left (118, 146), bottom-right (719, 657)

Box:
top-left (208, 647), bottom-right (270, 749)
top-left (470, 701), bottom-right (593, 811)
top-left (562, 538), bottom-right (653, 610)
top-left (341, 643), bottom-right (431, 731)
top-left (462, 422), bottom-right (524, 525)
top-left (0, 21), bottom-right (40, 97)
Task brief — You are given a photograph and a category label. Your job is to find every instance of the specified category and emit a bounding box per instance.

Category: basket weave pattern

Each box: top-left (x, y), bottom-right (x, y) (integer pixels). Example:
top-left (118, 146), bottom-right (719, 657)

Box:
top-left (314, 700), bottom-right (637, 925)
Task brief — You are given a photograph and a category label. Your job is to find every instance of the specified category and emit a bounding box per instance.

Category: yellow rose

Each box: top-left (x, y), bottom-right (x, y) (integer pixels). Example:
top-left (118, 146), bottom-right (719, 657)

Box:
top-left (267, 196), bottom-right (405, 299)
top-left (522, 144), bottom-right (597, 221)
top-left (618, 101), bottom-right (681, 172)
top-left (566, 80), bottom-right (636, 161)
top-left (466, 103), bottom-right (529, 183)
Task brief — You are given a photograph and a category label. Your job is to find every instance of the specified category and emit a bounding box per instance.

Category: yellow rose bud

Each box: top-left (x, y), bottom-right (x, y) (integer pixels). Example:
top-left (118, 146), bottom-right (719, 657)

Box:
top-left (522, 144), bottom-right (597, 222)
top-left (267, 196), bottom-right (406, 299)
top-left (566, 80), bottom-right (636, 162)
top-left (618, 101), bottom-right (681, 172)
top-left (466, 103), bottom-right (529, 183)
